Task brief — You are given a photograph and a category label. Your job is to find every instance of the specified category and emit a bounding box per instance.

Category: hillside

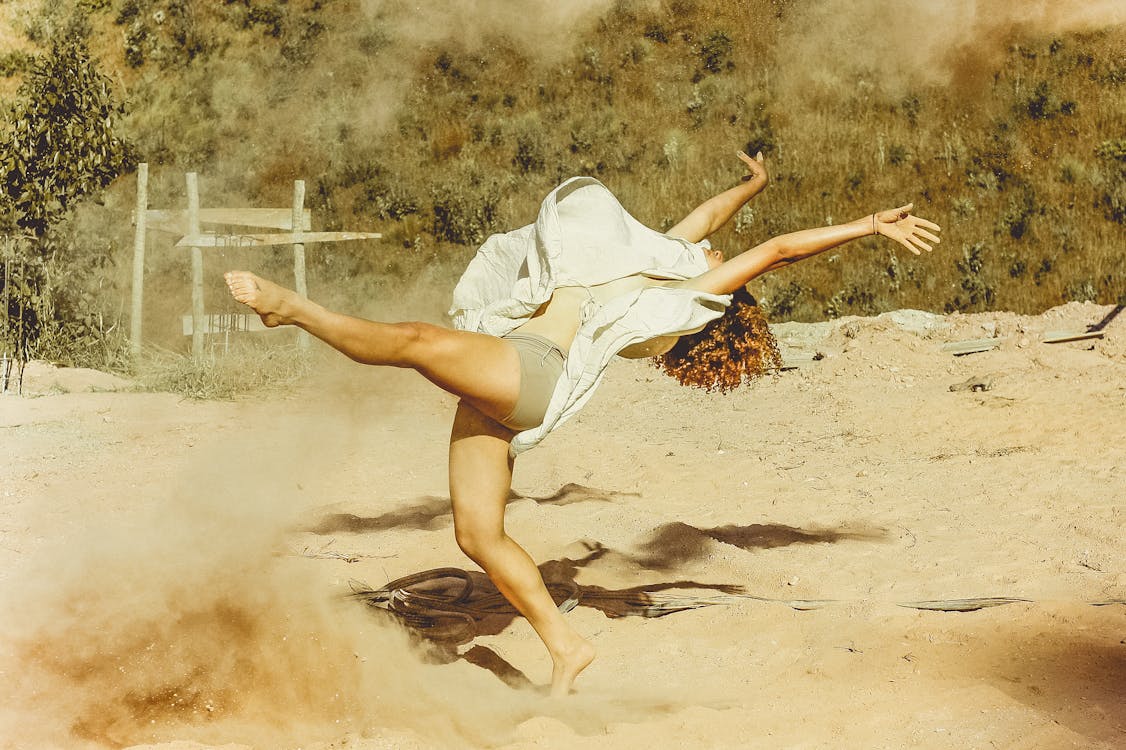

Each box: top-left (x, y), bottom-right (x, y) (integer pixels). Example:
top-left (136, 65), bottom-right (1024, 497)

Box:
top-left (0, 1), bottom-right (1124, 361)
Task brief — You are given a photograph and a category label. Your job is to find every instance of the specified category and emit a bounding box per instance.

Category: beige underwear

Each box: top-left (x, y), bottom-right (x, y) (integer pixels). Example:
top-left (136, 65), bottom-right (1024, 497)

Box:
top-left (499, 333), bottom-right (565, 431)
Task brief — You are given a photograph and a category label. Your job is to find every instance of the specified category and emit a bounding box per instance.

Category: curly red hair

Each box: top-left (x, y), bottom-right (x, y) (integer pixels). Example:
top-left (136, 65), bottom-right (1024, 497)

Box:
top-left (652, 288), bottom-right (782, 392)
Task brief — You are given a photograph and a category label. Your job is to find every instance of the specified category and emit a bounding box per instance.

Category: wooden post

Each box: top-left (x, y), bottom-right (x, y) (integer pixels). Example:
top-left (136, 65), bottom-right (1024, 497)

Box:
top-left (186, 172), bottom-right (204, 358)
top-left (292, 179), bottom-right (308, 350)
top-left (129, 163), bottom-right (148, 356)
top-left (1, 253), bottom-right (8, 392)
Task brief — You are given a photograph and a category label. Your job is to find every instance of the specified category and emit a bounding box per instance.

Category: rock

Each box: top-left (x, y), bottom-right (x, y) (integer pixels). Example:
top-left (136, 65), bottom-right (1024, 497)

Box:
top-left (877, 309), bottom-right (950, 335)
top-left (17, 360), bottom-right (134, 395)
top-left (948, 375), bottom-right (994, 392)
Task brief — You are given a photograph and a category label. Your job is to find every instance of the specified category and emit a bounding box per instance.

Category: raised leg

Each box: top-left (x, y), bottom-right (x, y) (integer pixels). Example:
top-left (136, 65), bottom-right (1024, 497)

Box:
top-left (224, 271), bottom-right (520, 421)
top-left (449, 402), bottom-right (594, 696)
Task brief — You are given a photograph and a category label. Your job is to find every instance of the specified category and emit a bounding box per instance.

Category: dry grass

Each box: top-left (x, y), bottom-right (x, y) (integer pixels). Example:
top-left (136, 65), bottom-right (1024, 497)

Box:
top-left (1, 0), bottom-right (1123, 377)
top-left (133, 341), bottom-right (313, 400)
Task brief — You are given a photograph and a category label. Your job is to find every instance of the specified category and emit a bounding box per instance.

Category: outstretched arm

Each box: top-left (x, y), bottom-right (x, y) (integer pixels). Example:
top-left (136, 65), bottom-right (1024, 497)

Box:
top-left (678, 204), bottom-right (941, 295)
top-left (665, 151), bottom-right (768, 243)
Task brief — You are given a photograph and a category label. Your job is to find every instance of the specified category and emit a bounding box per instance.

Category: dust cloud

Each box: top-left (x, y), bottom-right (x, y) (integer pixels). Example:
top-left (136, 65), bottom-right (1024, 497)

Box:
top-left (358, 0), bottom-right (621, 54)
top-left (0, 383), bottom-right (700, 748)
top-left (0, 409), bottom-right (518, 749)
top-left (775, 0), bottom-right (1126, 93)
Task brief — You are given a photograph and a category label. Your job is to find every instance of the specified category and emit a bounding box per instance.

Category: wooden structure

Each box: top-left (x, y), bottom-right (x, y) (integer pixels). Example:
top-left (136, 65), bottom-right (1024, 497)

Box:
top-left (129, 164), bottom-right (381, 357)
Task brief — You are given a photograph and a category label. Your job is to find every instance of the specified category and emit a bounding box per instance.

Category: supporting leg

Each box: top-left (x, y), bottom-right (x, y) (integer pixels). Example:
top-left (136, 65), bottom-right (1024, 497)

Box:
top-left (449, 402), bottom-right (594, 696)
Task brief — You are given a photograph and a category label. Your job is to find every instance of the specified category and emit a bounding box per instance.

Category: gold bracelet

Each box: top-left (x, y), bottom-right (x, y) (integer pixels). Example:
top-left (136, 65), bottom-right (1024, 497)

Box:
top-left (871, 214), bottom-right (877, 236)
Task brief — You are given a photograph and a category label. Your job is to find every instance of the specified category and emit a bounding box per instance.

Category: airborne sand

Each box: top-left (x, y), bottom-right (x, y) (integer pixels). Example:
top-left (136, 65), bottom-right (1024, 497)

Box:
top-left (1, 302), bottom-right (1123, 749)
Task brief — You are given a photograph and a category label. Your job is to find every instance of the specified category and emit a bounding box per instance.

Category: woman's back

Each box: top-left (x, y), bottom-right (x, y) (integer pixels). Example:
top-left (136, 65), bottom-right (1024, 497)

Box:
top-left (511, 274), bottom-right (674, 352)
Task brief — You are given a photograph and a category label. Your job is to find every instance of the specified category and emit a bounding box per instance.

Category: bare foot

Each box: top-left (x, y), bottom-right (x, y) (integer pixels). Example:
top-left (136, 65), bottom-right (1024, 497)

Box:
top-left (549, 635), bottom-right (595, 697)
top-left (223, 271), bottom-right (299, 327)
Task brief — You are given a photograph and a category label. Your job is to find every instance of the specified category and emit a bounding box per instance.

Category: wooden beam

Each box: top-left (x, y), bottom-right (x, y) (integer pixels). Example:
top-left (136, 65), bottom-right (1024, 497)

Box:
top-left (143, 207), bottom-right (312, 233)
top-left (174, 231), bottom-right (382, 248)
top-left (186, 173), bottom-right (204, 359)
top-left (940, 337), bottom-right (1005, 356)
top-left (129, 162), bottom-right (148, 356)
top-left (1042, 329), bottom-right (1105, 344)
top-left (292, 180), bottom-right (309, 351)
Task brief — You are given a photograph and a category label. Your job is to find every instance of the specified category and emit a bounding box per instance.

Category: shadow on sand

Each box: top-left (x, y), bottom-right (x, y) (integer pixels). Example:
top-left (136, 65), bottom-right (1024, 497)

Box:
top-left (630, 520), bottom-right (887, 570)
top-left (354, 541), bottom-right (743, 691)
top-left (307, 482), bottom-right (635, 534)
top-left (352, 518), bottom-right (881, 691)
top-left (316, 483), bottom-right (886, 689)
top-left (969, 615), bottom-right (1126, 746)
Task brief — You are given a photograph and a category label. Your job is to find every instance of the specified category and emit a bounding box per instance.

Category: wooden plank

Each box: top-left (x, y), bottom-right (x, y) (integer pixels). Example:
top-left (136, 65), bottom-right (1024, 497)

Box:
top-left (143, 208), bottom-right (312, 233)
top-left (1042, 329), bottom-right (1105, 344)
top-left (780, 352), bottom-right (821, 370)
top-left (174, 231), bottom-right (382, 248)
top-left (182, 313), bottom-right (271, 335)
top-left (940, 337), bottom-right (1005, 356)
top-left (898, 597), bottom-right (1032, 612)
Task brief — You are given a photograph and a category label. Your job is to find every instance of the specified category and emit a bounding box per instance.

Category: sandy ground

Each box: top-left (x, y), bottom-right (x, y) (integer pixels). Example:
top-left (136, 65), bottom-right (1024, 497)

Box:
top-left (1, 301), bottom-right (1124, 750)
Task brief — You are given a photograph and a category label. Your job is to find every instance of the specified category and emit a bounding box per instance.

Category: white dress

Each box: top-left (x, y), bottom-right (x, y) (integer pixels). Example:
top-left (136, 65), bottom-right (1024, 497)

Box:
top-left (449, 177), bottom-right (731, 455)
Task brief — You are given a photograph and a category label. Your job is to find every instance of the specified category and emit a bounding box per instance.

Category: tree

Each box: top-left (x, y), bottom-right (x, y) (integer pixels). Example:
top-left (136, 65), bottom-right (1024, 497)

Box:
top-left (0, 34), bottom-right (134, 389)
top-left (0, 35), bottom-right (134, 237)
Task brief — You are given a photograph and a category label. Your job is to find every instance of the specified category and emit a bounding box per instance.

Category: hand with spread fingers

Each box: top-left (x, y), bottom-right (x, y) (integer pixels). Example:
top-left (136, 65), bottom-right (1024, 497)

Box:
top-left (737, 149), bottom-right (768, 185)
top-left (874, 203), bottom-right (942, 255)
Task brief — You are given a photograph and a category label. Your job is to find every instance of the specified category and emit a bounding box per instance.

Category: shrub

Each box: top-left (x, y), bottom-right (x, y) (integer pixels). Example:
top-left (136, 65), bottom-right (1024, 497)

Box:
top-left (115, 0), bottom-right (142, 25)
top-left (900, 95), bottom-right (922, 127)
top-left (281, 15), bottom-right (325, 66)
top-left (998, 185), bottom-right (1037, 240)
top-left (743, 112), bottom-right (777, 156)
top-left (946, 242), bottom-right (994, 312)
top-left (368, 184), bottom-right (419, 221)
top-left (0, 51), bottom-right (34, 78)
top-left (513, 131), bottom-right (546, 175)
top-left (825, 285), bottom-right (877, 318)
top-left (1033, 257), bottom-right (1054, 285)
top-left (967, 120), bottom-right (1017, 189)
top-left (1094, 139), bottom-right (1126, 223)
top-left (430, 172), bottom-right (501, 246)
top-left (698, 31), bottom-right (733, 74)
top-left (1063, 278), bottom-right (1097, 302)
top-left (123, 19), bottom-right (149, 66)
top-left (762, 281), bottom-right (804, 320)
top-left (887, 144), bottom-right (909, 166)
top-left (643, 23), bottom-right (669, 44)
top-left (1057, 155), bottom-right (1085, 183)
top-left (1022, 80), bottom-right (1077, 120)
top-left (247, 3), bottom-right (284, 37)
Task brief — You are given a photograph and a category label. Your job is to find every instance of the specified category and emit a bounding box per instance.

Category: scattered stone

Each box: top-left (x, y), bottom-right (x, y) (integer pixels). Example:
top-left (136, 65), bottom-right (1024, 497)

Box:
top-left (949, 375), bottom-right (994, 392)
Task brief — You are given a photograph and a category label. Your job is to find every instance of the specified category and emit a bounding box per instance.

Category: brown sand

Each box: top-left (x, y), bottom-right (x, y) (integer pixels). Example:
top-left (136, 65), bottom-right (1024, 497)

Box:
top-left (1, 302), bottom-right (1123, 749)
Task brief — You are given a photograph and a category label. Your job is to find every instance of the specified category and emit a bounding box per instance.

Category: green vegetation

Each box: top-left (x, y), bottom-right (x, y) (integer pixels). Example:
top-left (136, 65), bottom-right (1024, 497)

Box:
top-left (0, 31), bottom-right (134, 387)
top-left (1, 1), bottom-right (1123, 387)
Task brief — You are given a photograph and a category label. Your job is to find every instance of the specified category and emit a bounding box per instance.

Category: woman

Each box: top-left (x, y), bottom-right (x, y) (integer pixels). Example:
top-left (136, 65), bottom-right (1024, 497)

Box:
top-left (224, 152), bottom-right (940, 696)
